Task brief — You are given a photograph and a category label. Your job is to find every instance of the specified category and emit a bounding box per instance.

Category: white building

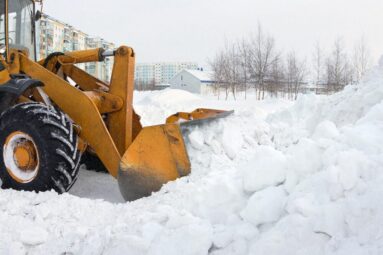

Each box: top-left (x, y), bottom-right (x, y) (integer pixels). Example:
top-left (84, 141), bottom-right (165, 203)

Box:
top-left (170, 69), bottom-right (215, 94)
top-left (135, 62), bottom-right (198, 86)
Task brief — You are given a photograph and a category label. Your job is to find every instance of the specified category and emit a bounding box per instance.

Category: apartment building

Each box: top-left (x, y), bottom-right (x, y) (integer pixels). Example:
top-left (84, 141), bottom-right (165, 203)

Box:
top-left (37, 14), bottom-right (114, 82)
top-left (135, 62), bottom-right (199, 86)
top-left (84, 37), bottom-right (115, 82)
top-left (38, 15), bottom-right (65, 56)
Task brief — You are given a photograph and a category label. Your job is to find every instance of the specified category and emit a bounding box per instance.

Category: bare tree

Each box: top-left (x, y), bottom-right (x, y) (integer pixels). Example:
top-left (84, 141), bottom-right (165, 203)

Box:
top-left (324, 57), bottom-right (332, 94)
top-left (209, 51), bottom-right (225, 99)
top-left (248, 23), bottom-right (279, 100)
top-left (286, 51), bottom-right (306, 100)
top-left (313, 41), bottom-right (324, 85)
top-left (326, 38), bottom-right (350, 92)
top-left (332, 38), bottom-right (344, 90)
top-left (210, 41), bottom-right (240, 100)
top-left (353, 36), bottom-right (371, 83)
top-left (226, 43), bottom-right (240, 100)
top-left (221, 42), bottom-right (232, 100)
top-left (209, 28), bottom-right (371, 99)
top-left (238, 38), bottom-right (251, 99)
top-left (269, 55), bottom-right (284, 98)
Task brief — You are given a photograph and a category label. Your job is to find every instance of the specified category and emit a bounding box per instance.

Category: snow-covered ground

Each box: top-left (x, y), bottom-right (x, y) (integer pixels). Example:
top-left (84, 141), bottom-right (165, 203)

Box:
top-left (0, 63), bottom-right (383, 254)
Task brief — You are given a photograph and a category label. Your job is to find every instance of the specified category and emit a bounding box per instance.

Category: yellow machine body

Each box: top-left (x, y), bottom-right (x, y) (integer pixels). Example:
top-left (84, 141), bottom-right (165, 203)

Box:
top-left (0, 0), bottom-right (232, 201)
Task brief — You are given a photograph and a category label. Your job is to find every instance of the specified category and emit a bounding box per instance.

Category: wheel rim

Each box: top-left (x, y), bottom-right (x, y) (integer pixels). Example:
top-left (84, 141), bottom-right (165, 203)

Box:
top-left (4, 131), bottom-right (40, 183)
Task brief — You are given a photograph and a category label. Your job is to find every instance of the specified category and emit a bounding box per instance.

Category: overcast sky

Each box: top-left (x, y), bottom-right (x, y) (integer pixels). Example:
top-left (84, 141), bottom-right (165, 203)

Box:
top-left (44, 0), bottom-right (383, 68)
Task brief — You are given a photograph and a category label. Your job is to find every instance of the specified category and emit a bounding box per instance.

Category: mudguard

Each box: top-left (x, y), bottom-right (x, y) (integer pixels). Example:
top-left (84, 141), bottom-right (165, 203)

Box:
top-left (0, 74), bottom-right (43, 113)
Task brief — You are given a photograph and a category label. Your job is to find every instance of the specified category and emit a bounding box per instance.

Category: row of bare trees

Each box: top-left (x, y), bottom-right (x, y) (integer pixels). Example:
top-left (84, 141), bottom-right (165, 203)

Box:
top-left (210, 25), bottom-right (371, 100)
top-left (135, 79), bottom-right (156, 91)
top-left (313, 37), bottom-right (371, 92)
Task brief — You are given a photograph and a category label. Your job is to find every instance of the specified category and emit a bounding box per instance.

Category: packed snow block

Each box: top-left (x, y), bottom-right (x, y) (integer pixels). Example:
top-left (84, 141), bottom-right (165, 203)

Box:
top-left (287, 138), bottom-right (323, 179)
top-left (189, 177), bottom-right (245, 224)
top-left (345, 122), bottom-right (383, 155)
top-left (103, 236), bottom-right (149, 255)
top-left (312, 120), bottom-right (340, 140)
top-left (242, 146), bottom-right (286, 192)
top-left (336, 150), bottom-right (363, 191)
top-left (20, 226), bottom-right (48, 246)
top-left (249, 214), bottom-right (329, 255)
top-left (212, 225), bottom-right (234, 249)
top-left (357, 101), bottom-right (383, 124)
top-left (142, 222), bottom-right (164, 243)
top-left (253, 121), bottom-right (271, 145)
top-left (284, 169), bottom-right (299, 194)
top-left (210, 239), bottom-right (248, 255)
top-left (342, 184), bottom-right (383, 245)
top-left (285, 193), bottom-right (318, 218)
top-left (313, 203), bottom-right (346, 238)
top-left (188, 129), bottom-right (205, 150)
top-left (148, 222), bottom-right (213, 255)
top-left (233, 221), bottom-right (259, 241)
top-left (327, 239), bottom-right (367, 255)
top-left (221, 123), bottom-right (244, 160)
top-left (324, 166), bottom-right (344, 201)
top-left (240, 186), bottom-right (287, 226)
top-left (211, 217), bottom-right (258, 250)
top-left (6, 242), bottom-right (26, 255)
top-left (285, 170), bottom-right (337, 218)
top-left (343, 103), bottom-right (383, 154)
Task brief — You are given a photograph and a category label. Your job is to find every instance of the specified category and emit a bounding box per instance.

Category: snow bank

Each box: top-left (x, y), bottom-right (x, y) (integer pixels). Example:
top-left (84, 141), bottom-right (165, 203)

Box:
top-left (0, 65), bottom-right (383, 254)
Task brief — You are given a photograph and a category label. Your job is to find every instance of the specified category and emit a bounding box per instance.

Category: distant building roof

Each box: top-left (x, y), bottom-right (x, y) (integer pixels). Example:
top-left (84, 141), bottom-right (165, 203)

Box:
top-left (184, 69), bottom-right (215, 82)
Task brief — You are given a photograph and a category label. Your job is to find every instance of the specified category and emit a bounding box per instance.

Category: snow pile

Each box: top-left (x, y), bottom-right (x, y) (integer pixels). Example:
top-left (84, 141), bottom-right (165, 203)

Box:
top-left (0, 65), bottom-right (382, 254)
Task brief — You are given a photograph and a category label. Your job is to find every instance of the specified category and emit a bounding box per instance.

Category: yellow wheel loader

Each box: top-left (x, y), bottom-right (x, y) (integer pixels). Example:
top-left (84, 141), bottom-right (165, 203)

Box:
top-left (0, 0), bottom-right (232, 201)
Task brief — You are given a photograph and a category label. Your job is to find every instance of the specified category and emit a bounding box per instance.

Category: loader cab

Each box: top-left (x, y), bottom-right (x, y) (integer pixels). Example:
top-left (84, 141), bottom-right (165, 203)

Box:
top-left (0, 0), bottom-right (37, 62)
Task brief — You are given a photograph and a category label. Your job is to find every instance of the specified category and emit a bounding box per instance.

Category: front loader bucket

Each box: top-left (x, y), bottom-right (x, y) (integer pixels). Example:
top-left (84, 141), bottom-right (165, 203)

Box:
top-left (118, 108), bottom-right (233, 201)
top-left (118, 123), bottom-right (190, 201)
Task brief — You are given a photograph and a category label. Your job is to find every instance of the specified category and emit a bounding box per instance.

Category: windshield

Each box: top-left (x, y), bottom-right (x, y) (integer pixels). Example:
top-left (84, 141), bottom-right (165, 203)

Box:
top-left (0, 0), bottom-right (35, 60)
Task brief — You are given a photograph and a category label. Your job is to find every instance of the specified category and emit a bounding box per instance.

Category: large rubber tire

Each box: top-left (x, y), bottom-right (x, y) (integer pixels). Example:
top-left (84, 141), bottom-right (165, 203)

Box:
top-left (0, 102), bottom-right (82, 193)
